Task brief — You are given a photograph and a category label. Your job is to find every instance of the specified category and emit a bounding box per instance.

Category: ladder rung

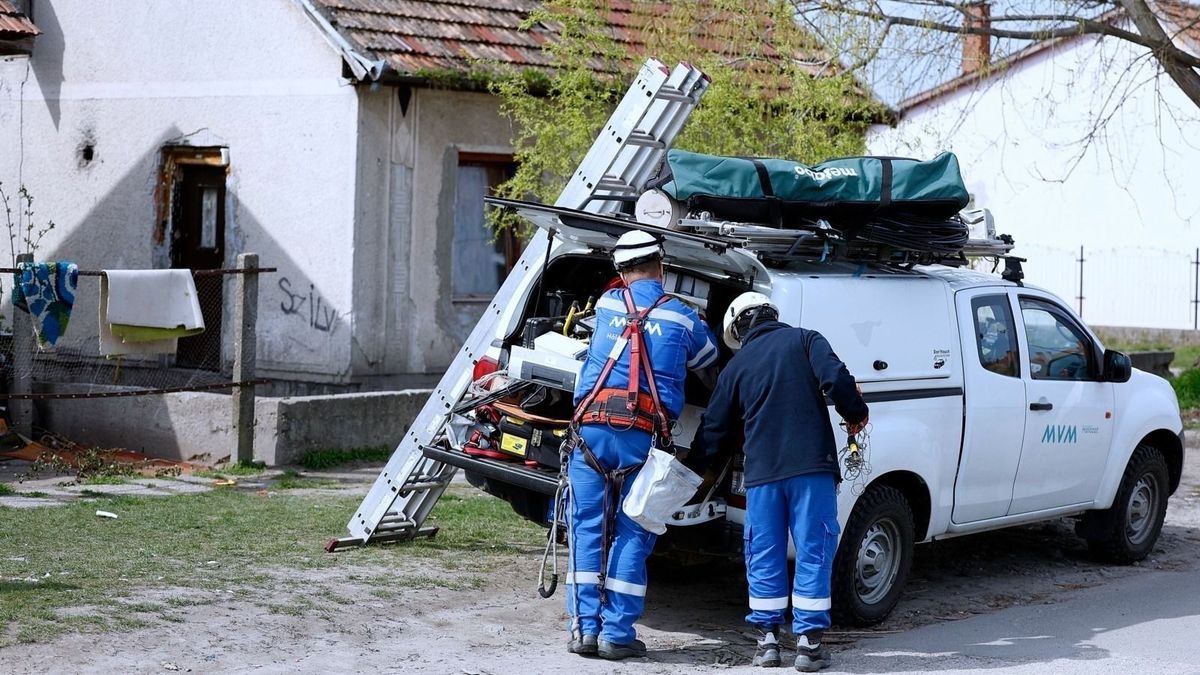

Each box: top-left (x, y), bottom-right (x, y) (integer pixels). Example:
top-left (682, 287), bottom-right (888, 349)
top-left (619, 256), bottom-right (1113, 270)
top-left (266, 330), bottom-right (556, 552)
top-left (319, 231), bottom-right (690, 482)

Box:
top-left (596, 178), bottom-right (636, 193)
top-left (626, 131), bottom-right (664, 148)
top-left (400, 480), bottom-right (450, 494)
top-left (655, 90), bottom-right (697, 103)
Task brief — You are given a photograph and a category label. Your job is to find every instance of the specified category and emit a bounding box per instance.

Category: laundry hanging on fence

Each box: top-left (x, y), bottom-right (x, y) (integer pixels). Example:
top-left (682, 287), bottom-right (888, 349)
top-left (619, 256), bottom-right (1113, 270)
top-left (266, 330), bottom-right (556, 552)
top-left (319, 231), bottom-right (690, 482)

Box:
top-left (12, 261), bottom-right (79, 348)
top-left (99, 269), bottom-right (205, 356)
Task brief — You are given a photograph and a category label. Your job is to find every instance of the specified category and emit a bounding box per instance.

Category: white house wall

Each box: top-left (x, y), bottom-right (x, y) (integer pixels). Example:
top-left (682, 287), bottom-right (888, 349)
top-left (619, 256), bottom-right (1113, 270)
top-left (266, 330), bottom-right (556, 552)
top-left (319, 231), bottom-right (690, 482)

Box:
top-left (869, 33), bottom-right (1200, 329)
top-left (0, 0), bottom-right (360, 379)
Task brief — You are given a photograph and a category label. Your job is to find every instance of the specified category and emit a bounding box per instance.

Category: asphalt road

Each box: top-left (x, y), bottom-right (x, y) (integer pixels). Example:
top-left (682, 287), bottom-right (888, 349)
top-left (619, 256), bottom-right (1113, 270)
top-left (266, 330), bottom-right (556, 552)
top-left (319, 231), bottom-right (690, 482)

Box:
top-left (832, 567), bottom-right (1200, 674)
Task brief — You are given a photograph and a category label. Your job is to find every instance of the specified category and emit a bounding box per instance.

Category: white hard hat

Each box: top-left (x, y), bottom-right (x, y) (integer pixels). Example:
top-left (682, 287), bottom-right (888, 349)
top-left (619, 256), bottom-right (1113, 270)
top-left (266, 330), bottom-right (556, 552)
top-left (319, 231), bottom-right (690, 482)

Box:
top-left (723, 291), bottom-right (778, 350)
top-left (612, 230), bottom-right (664, 270)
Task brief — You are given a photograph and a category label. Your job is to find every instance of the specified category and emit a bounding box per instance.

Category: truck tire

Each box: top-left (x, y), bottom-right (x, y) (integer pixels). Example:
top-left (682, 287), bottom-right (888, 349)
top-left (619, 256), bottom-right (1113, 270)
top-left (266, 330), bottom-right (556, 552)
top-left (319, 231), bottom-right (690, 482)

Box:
top-left (832, 485), bottom-right (915, 627)
top-left (1078, 444), bottom-right (1169, 564)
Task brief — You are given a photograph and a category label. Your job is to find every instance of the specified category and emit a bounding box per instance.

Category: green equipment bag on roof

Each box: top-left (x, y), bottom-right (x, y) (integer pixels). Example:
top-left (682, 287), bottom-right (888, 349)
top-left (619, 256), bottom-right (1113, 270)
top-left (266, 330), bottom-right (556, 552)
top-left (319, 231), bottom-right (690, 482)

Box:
top-left (655, 149), bottom-right (970, 225)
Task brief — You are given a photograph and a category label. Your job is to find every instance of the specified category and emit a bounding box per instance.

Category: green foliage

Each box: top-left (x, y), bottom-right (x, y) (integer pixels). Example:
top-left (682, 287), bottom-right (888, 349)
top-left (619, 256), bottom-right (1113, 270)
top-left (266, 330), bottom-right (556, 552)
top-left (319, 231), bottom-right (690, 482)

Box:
top-left (0, 483), bottom-right (14, 496)
top-left (0, 180), bottom-right (57, 266)
top-left (489, 0), bottom-right (880, 233)
top-left (298, 446), bottom-right (393, 470)
top-left (1173, 369), bottom-right (1200, 410)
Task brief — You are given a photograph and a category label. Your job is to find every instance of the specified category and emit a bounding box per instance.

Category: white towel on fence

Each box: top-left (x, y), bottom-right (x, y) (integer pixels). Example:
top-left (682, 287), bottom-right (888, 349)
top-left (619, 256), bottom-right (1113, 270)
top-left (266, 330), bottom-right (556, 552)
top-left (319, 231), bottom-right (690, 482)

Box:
top-left (99, 270), bottom-right (205, 356)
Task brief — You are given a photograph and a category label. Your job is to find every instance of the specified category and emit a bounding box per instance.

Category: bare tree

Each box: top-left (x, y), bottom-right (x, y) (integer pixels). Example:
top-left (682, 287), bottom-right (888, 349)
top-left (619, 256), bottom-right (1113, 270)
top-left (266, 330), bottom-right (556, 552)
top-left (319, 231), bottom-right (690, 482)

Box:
top-left (794, 0), bottom-right (1200, 109)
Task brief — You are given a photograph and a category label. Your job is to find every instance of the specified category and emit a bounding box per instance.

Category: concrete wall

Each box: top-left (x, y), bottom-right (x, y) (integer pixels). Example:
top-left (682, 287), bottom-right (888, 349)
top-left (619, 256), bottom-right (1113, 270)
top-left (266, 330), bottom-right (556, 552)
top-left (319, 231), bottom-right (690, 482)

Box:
top-left (0, 0), bottom-right (360, 381)
top-left (868, 27), bottom-right (1200, 330)
top-left (35, 386), bottom-right (431, 466)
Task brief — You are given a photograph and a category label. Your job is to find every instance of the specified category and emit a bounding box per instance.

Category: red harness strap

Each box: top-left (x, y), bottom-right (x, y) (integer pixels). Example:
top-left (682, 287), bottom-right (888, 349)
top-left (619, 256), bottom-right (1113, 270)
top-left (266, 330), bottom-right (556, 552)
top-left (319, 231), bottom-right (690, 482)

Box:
top-left (572, 288), bottom-right (673, 441)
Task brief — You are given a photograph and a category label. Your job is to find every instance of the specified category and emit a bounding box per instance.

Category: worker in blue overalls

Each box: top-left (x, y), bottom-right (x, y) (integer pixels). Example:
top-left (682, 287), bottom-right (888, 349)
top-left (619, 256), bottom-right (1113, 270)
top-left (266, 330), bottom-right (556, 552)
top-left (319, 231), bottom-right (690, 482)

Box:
top-left (566, 230), bottom-right (719, 660)
top-left (694, 292), bottom-right (868, 672)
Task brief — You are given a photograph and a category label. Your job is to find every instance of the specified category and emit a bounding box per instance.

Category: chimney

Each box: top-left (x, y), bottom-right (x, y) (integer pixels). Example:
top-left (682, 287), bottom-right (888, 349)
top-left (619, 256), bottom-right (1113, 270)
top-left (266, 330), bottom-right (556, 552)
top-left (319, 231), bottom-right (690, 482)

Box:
top-left (962, 2), bottom-right (991, 76)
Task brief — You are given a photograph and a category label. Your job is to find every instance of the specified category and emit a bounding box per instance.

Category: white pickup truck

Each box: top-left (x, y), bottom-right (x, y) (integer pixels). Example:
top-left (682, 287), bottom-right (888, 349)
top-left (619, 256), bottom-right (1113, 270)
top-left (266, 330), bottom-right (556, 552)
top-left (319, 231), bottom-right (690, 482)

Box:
top-left (412, 201), bottom-right (1185, 627)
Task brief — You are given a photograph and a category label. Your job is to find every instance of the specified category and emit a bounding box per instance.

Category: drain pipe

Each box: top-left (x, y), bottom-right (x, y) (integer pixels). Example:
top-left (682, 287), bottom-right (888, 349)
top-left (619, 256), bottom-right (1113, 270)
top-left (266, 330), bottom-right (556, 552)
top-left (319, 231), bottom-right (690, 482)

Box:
top-left (294, 0), bottom-right (385, 82)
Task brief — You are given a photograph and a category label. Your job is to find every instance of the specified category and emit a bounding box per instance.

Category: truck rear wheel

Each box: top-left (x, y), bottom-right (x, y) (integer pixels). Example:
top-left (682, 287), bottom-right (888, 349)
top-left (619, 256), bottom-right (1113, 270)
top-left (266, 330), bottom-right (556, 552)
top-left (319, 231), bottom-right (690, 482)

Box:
top-left (832, 484), bottom-right (915, 626)
top-left (1078, 444), bottom-right (1169, 564)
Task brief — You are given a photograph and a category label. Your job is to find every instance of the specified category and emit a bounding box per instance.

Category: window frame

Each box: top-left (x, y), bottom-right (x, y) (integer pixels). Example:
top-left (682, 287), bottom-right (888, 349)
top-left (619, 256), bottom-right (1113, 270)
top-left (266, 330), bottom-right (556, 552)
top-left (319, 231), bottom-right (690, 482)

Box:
top-left (451, 152), bottom-right (519, 302)
top-left (1017, 295), bottom-right (1100, 382)
top-left (970, 294), bottom-right (1021, 378)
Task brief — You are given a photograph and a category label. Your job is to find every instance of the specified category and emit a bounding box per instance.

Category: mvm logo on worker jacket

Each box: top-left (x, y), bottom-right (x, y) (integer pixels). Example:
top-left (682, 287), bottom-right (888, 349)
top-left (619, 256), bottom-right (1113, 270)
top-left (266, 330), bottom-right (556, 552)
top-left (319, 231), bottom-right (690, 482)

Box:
top-left (609, 316), bottom-right (664, 336)
top-left (1042, 425), bottom-right (1078, 444)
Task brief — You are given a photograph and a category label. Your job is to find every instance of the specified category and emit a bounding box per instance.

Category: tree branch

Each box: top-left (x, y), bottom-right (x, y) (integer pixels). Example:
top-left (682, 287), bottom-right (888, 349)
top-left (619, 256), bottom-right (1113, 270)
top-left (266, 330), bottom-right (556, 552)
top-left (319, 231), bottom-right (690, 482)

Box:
top-left (801, 1), bottom-right (1200, 70)
top-left (1118, 0), bottom-right (1200, 107)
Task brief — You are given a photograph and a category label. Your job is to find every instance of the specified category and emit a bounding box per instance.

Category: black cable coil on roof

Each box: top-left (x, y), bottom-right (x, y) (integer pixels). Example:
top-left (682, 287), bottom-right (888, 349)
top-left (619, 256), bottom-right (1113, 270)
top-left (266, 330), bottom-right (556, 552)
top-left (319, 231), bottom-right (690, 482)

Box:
top-left (848, 215), bottom-right (970, 255)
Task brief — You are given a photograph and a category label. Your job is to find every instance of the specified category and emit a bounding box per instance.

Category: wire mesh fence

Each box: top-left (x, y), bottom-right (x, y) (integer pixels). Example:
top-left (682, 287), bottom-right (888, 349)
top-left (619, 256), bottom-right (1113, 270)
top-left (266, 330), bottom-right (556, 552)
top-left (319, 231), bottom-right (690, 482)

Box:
top-left (1018, 245), bottom-right (1199, 330)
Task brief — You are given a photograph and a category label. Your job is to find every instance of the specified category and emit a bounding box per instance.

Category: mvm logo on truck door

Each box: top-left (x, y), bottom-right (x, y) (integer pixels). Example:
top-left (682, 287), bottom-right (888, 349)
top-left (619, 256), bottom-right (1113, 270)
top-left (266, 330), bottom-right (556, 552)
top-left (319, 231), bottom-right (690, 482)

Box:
top-left (1042, 425), bottom-right (1078, 444)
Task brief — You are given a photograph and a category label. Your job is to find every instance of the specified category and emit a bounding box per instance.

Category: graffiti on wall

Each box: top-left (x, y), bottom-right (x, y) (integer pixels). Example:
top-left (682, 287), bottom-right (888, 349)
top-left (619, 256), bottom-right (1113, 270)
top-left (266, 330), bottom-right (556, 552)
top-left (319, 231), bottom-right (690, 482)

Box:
top-left (278, 277), bottom-right (339, 334)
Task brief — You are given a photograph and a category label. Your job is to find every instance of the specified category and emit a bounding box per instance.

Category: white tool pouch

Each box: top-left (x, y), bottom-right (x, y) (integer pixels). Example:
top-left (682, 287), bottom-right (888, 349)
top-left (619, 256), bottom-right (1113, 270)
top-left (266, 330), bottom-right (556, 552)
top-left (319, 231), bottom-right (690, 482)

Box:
top-left (622, 446), bottom-right (703, 535)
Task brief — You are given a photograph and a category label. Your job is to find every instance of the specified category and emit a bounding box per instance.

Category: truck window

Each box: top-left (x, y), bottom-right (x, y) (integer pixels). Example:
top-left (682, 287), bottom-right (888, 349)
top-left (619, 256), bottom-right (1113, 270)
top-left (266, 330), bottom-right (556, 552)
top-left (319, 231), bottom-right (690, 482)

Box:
top-left (971, 295), bottom-right (1019, 377)
top-left (1019, 299), bottom-right (1095, 381)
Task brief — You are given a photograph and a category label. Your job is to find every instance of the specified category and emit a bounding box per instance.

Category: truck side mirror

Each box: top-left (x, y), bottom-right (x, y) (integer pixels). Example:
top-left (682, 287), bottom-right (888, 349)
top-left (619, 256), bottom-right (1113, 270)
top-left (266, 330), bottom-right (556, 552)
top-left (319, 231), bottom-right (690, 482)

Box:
top-left (1103, 349), bottom-right (1132, 383)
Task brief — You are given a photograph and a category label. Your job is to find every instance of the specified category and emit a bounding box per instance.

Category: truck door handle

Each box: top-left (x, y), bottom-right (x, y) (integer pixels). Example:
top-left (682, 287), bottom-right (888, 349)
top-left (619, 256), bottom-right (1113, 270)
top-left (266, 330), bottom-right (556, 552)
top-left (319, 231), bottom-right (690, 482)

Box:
top-left (1029, 402), bottom-right (1054, 411)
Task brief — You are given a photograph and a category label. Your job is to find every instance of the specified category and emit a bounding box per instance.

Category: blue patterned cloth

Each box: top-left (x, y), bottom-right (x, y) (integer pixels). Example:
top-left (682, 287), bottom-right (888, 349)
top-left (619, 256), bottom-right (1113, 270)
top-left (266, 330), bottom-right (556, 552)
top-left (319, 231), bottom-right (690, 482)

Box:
top-left (12, 261), bottom-right (79, 347)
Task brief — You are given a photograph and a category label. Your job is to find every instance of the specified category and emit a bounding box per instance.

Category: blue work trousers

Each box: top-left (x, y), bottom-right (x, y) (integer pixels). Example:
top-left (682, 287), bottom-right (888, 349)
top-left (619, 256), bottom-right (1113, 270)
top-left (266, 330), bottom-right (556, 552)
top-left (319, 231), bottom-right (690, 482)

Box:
top-left (744, 472), bottom-right (839, 636)
top-left (566, 425), bottom-right (656, 645)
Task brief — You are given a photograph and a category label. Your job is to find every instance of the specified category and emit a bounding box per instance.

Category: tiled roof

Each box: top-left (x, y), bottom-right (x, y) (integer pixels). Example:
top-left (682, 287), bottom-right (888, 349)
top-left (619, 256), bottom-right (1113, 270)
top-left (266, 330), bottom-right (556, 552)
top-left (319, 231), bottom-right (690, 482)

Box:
top-left (309, 0), bottom-right (840, 80)
top-left (0, 0), bottom-right (38, 40)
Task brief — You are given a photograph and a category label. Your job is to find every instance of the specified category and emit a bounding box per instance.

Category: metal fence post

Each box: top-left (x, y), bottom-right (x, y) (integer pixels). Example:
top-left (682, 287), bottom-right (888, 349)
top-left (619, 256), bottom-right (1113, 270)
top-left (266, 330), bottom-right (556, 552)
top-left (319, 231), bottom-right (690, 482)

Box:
top-left (10, 252), bottom-right (33, 438)
top-left (1192, 247), bottom-right (1198, 331)
top-left (232, 253), bottom-right (258, 464)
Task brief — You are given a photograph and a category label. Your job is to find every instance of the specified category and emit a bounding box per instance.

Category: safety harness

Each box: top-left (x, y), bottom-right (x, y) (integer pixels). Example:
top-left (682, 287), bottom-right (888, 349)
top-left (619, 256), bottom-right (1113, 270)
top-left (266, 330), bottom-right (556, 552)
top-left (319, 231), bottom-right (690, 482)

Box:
top-left (569, 287), bottom-right (673, 603)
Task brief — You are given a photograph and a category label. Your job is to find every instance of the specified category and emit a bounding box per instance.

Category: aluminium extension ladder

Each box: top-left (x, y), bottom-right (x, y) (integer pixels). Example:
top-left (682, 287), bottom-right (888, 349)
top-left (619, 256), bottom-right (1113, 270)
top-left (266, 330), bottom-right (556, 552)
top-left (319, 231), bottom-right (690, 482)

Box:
top-left (326, 59), bottom-right (710, 551)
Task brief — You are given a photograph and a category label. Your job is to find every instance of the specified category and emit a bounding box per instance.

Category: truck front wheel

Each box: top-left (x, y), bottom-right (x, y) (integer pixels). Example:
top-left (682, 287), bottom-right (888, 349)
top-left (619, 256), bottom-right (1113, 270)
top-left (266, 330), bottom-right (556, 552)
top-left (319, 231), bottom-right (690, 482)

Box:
top-left (831, 484), bottom-right (915, 626)
top-left (1077, 444), bottom-right (1169, 564)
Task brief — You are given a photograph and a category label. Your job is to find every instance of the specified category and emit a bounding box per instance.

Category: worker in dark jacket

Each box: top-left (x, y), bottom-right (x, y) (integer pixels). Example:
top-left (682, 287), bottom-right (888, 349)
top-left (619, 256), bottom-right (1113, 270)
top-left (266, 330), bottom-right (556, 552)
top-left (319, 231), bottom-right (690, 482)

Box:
top-left (694, 292), bottom-right (868, 672)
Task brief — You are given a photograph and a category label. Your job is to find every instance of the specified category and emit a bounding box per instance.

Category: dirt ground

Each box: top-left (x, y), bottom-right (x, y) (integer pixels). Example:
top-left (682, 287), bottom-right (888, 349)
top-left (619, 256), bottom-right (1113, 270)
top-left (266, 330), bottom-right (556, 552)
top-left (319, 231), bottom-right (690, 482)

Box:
top-left (3, 440), bottom-right (1198, 674)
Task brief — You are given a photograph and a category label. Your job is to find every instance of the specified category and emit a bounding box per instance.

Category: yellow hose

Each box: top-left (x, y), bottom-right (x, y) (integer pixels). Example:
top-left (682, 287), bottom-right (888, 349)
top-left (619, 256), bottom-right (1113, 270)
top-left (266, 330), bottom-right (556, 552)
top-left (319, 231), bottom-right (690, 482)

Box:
top-left (563, 302), bottom-right (579, 336)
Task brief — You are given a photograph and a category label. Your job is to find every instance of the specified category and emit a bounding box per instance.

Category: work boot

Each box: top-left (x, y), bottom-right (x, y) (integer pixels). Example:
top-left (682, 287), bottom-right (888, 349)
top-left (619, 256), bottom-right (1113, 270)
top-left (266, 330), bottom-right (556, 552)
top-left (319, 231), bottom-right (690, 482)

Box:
top-left (597, 638), bottom-right (647, 660)
top-left (793, 632), bottom-right (831, 672)
top-left (567, 632), bottom-right (598, 656)
top-left (752, 625), bottom-right (782, 667)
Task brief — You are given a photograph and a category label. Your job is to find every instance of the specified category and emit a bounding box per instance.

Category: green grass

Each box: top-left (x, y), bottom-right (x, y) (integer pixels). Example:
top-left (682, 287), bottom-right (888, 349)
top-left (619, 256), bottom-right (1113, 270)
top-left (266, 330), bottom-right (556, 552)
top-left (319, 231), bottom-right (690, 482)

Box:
top-left (0, 483), bottom-right (14, 496)
top-left (194, 461), bottom-right (267, 479)
top-left (0, 487), bottom-right (541, 647)
top-left (1101, 340), bottom-right (1200, 371)
top-left (273, 470), bottom-right (338, 490)
top-left (1173, 369), bottom-right (1200, 410)
top-left (298, 446), bottom-right (393, 471)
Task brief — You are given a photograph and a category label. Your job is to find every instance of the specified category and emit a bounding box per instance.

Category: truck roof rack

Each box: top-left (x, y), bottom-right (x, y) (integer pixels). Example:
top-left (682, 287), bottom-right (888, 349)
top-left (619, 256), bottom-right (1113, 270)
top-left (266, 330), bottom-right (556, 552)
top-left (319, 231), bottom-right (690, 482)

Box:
top-left (491, 196), bottom-right (1016, 269)
top-left (680, 214), bottom-right (1015, 267)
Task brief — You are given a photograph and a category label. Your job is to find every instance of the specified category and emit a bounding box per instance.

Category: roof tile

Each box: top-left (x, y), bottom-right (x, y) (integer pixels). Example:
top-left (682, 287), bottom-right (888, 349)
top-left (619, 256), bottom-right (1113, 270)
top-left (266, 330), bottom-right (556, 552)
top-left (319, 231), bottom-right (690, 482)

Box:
top-left (0, 0), bottom-right (38, 40)
top-left (310, 0), bottom-right (839, 82)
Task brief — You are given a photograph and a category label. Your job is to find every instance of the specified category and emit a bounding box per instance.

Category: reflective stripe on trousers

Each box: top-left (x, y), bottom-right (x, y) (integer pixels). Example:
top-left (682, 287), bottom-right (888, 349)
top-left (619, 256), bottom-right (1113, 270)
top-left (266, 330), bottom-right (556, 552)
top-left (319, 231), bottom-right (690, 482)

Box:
top-left (743, 473), bottom-right (839, 635)
top-left (565, 425), bottom-right (656, 644)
